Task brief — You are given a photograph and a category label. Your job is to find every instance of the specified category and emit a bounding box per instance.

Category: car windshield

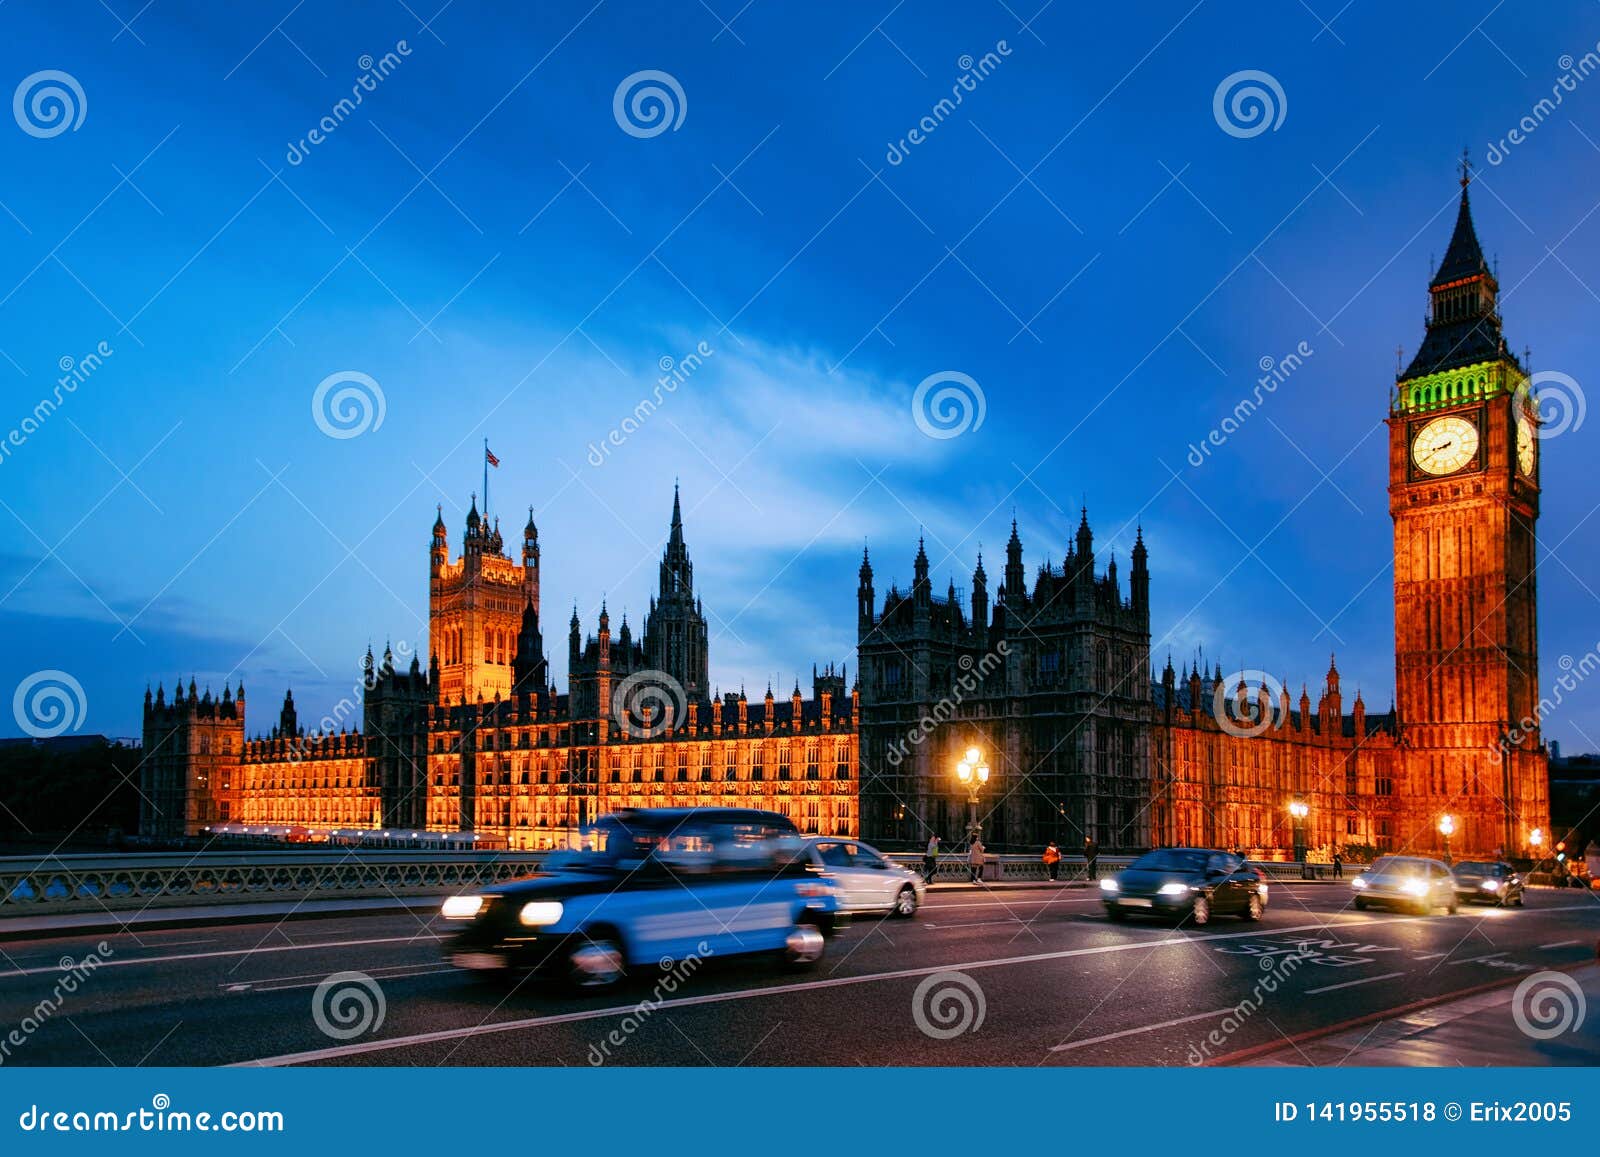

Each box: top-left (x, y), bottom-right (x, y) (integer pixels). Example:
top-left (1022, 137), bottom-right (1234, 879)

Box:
top-left (1129, 849), bottom-right (1210, 873)
top-left (1455, 861), bottom-right (1500, 875)
top-left (1368, 857), bottom-right (1427, 878)
top-left (546, 816), bottom-right (802, 874)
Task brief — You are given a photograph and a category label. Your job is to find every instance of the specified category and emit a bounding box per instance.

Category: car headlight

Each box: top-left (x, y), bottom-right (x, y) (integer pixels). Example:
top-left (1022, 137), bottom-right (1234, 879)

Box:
top-left (1158, 882), bottom-right (1191, 896)
top-left (1100, 878), bottom-right (1118, 893)
top-left (1351, 876), bottom-right (1368, 890)
top-left (441, 894), bottom-right (485, 919)
top-left (1480, 879), bottom-right (1501, 892)
top-left (518, 901), bottom-right (564, 926)
top-left (1402, 879), bottom-right (1429, 897)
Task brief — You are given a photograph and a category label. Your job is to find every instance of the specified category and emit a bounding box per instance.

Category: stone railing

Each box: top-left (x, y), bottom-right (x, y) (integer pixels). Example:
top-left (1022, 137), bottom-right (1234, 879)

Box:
top-left (0, 851), bottom-right (547, 913)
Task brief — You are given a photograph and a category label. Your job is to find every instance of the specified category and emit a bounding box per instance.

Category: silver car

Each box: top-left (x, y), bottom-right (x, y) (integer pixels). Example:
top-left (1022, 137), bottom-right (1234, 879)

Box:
top-left (800, 837), bottom-right (924, 917)
top-left (1351, 854), bottom-right (1459, 915)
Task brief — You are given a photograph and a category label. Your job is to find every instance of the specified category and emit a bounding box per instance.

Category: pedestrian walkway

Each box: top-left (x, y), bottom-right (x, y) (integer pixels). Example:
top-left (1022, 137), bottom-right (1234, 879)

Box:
top-left (1248, 962), bottom-right (1600, 1066)
top-left (0, 894), bottom-right (438, 940)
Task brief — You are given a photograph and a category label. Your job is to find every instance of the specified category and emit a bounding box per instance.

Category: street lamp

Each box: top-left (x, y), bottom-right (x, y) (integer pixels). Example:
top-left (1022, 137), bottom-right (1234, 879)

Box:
top-left (955, 745), bottom-right (990, 842)
top-left (1438, 813), bottom-right (1455, 864)
top-left (1289, 799), bottom-right (1310, 877)
top-left (1529, 827), bottom-right (1544, 871)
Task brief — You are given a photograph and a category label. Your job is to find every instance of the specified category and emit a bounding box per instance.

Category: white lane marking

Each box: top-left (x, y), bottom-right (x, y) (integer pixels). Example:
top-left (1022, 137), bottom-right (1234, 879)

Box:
top-left (1539, 940), bottom-right (1580, 950)
top-left (233, 914), bottom-right (1481, 1067)
top-left (0, 934), bottom-right (444, 980)
top-left (923, 919), bottom-right (1028, 930)
top-left (1050, 1006), bottom-right (1240, 1052)
top-left (1414, 952), bottom-right (1448, 960)
top-left (218, 959), bottom-right (458, 990)
top-left (241, 965), bottom-right (457, 994)
top-left (924, 897), bottom-right (1105, 909)
top-left (1304, 971), bottom-right (1405, 995)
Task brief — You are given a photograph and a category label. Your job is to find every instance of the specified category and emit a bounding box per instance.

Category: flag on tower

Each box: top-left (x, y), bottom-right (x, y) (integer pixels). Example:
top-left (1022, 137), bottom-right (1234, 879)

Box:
top-left (485, 446), bottom-right (500, 468)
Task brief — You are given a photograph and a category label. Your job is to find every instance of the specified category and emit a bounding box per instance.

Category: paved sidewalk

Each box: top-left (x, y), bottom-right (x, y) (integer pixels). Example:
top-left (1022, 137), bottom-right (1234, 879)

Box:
top-left (1248, 962), bottom-right (1600, 1066)
top-left (0, 895), bottom-right (439, 940)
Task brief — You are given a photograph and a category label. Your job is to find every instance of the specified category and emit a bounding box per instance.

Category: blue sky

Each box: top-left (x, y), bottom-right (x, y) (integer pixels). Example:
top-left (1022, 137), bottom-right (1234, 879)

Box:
top-left (0, 1), bottom-right (1597, 750)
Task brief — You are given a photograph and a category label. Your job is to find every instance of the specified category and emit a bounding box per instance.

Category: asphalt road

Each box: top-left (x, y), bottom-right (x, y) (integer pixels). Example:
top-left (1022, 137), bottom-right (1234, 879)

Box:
top-left (3, 883), bottom-right (1597, 1066)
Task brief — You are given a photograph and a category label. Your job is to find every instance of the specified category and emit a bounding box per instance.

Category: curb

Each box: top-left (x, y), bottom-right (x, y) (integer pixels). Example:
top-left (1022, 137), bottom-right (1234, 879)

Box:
top-left (0, 895), bottom-right (438, 941)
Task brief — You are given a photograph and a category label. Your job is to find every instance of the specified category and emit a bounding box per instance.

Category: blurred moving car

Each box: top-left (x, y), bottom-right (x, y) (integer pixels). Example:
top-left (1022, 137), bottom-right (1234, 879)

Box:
top-left (1100, 848), bottom-right (1267, 925)
top-left (440, 808), bottom-right (838, 991)
top-left (1452, 860), bottom-right (1525, 907)
top-left (1350, 855), bottom-right (1458, 914)
top-left (800, 836), bottom-right (924, 917)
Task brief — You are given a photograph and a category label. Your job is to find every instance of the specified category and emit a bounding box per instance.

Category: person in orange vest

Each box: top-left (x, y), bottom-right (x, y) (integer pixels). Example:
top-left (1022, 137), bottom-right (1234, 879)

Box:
top-left (1043, 841), bottom-right (1062, 882)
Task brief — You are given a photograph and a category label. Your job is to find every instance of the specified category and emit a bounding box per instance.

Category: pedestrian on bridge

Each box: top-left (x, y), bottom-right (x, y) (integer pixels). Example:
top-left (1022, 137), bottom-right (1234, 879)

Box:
top-left (968, 836), bottom-right (986, 884)
top-left (923, 835), bottom-right (940, 884)
top-left (1332, 849), bottom-right (1344, 878)
top-left (1043, 841), bottom-right (1061, 881)
top-left (1083, 836), bottom-right (1098, 880)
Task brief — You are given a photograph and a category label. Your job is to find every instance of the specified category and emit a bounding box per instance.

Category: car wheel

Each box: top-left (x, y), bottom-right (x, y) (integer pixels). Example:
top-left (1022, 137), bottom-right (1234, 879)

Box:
top-left (783, 921), bottom-right (827, 969)
top-left (1514, 891), bottom-right (1526, 907)
top-left (1353, 897), bottom-right (1367, 911)
top-left (1188, 895), bottom-right (1211, 927)
top-left (1105, 905), bottom-right (1127, 922)
top-left (892, 885), bottom-right (919, 919)
top-left (1447, 899), bottom-right (1458, 915)
top-left (1244, 892), bottom-right (1263, 921)
top-left (566, 932), bottom-right (626, 992)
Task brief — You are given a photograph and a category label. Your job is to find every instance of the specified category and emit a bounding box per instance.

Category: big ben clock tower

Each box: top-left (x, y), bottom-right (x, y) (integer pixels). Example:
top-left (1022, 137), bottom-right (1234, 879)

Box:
top-left (1389, 157), bottom-right (1548, 858)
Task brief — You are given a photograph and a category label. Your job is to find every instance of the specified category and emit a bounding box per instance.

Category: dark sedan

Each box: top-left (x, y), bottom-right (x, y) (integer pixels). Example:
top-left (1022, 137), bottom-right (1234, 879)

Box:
top-left (1100, 848), bottom-right (1267, 925)
top-left (1452, 860), bottom-right (1525, 907)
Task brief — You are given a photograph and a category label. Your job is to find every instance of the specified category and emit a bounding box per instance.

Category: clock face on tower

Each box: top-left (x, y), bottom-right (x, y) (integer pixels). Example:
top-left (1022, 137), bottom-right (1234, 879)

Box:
top-left (1411, 414), bottom-right (1480, 476)
top-left (1517, 413), bottom-right (1536, 476)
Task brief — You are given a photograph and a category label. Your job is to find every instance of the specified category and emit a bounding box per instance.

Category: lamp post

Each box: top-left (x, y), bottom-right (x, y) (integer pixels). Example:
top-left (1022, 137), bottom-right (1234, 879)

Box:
top-left (955, 745), bottom-right (990, 844)
top-left (1289, 799), bottom-right (1309, 878)
top-left (1438, 814), bottom-right (1455, 865)
top-left (1529, 827), bottom-right (1544, 872)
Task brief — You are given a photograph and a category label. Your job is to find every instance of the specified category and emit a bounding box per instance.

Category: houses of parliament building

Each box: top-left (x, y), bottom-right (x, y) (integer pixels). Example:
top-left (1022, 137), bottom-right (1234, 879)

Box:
top-left (140, 173), bottom-right (1549, 859)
